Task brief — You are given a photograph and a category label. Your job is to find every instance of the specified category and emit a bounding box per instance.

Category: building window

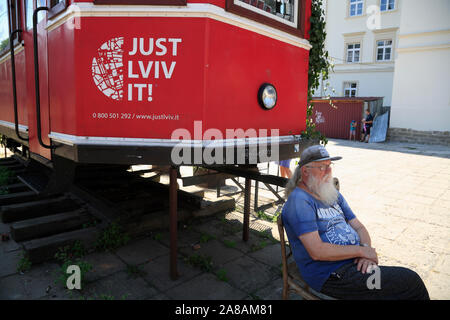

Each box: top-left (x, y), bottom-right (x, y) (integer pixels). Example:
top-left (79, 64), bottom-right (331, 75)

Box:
top-left (380, 0), bottom-right (395, 12)
top-left (376, 39), bottom-right (392, 61)
top-left (349, 0), bottom-right (363, 17)
top-left (346, 43), bottom-right (360, 63)
top-left (226, 0), bottom-right (306, 37)
top-left (344, 82), bottom-right (358, 97)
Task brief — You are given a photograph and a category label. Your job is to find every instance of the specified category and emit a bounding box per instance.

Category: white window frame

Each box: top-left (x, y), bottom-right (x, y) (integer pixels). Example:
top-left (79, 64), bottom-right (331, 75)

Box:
top-left (343, 82), bottom-right (358, 97)
top-left (380, 0), bottom-right (395, 12)
top-left (346, 43), bottom-right (361, 63)
top-left (376, 39), bottom-right (393, 61)
top-left (349, 0), bottom-right (364, 17)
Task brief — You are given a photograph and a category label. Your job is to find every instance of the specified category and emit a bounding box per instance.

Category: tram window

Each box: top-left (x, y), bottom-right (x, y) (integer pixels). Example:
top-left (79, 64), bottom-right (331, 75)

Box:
top-left (0, 0), bottom-right (21, 55)
top-left (93, 0), bottom-right (187, 5)
top-left (48, 0), bottom-right (67, 19)
top-left (226, 0), bottom-right (306, 37)
top-left (0, 0), bottom-right (9, 53)
top-left (25, 0), bottom-right (46, 29)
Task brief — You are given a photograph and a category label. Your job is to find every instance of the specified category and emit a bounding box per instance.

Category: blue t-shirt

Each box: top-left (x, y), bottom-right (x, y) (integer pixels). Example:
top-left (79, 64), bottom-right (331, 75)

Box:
top-left (281, 187), bottom-right (360, 292)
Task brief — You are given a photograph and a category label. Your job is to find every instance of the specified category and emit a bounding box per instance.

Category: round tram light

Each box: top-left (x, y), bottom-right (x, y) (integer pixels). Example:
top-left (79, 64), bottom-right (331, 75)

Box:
top-left (258, 83), bottom-right (277, 110)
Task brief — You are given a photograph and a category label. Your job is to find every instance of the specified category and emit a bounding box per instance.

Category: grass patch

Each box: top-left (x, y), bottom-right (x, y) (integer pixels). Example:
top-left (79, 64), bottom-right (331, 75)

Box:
top-left (95, 222), bottom-right (130, 252)
top-left (126, 264), bottom-right (147, 279)
top-left (256, 210), bottom-right (281, 223)
top-left (215, 268), bottom-right (228, 282)
top-left (184, 254), bottom-right (213, 272)
top-left (153, 233), bottom-right (162, 241)
top-left (0, 166), bottom-right (14, 195)
top-left (199, 233), bottom-right (215, 243)
top-left (223, 239), bottom-right (236, 248)
top-left (53, 241), bottom-right (92, 289)
top-left (250, 240), bottom-right (268, 252)
top-left (17, 251), bottom-right (32, 273)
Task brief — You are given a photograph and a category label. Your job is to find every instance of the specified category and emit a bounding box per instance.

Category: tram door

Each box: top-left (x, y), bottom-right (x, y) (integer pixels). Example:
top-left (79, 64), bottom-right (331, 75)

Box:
top-left (23, 0), bottom-right (52, 162)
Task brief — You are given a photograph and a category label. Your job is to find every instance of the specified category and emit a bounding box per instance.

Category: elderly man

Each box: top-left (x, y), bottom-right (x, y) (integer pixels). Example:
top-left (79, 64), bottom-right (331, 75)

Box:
top-left (282, 145), bottom-right (429, 300)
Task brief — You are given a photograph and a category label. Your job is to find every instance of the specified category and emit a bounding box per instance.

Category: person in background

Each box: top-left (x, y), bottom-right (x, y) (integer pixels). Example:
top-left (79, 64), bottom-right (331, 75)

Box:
top-left (279, 159), bottom-right (292, 179)
top-left (349, 120), bottom-right (357, 141)
top-left (361, 110), bottom-right (373, 143)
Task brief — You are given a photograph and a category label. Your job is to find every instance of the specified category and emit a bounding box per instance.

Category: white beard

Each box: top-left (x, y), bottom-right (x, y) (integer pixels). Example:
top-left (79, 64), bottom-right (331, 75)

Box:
top-left (307, 174), bottom-right (339, 206)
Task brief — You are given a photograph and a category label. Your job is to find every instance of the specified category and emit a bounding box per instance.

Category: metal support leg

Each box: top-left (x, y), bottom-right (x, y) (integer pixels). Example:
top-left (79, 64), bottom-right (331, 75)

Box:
top-left (243, 178), bottom-right (251, 242)
top-left (254, 181), bottom-right (259, 212)
top-left (169, 165), bottom-right (179, 280)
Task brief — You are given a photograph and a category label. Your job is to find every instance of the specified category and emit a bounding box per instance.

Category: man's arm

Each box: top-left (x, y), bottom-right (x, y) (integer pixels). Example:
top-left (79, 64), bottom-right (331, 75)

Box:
top-left (348, 218), bottom-right (378, 273)
top-left (299, 231), bottom-right (378, 264)
top-left (348, 218), bottom-right (371, 247)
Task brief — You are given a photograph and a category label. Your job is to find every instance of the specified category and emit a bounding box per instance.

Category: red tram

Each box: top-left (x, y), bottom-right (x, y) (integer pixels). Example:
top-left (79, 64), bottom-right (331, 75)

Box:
top-left (0, 0), bottom-right (312, 166)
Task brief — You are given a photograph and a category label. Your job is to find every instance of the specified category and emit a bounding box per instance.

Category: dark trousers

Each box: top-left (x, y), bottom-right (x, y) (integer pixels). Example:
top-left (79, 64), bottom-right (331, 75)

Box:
top-left (321, 262), bottom-right (430, 300)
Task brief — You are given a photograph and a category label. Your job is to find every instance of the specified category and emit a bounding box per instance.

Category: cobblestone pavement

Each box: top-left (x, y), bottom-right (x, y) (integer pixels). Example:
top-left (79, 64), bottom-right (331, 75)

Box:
top-left (0, 139), bottom-right (448, 300)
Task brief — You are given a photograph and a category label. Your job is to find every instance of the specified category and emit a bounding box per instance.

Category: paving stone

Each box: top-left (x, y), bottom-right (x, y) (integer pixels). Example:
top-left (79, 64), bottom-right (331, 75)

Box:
top-left (141, 254), bottom-right (202, 292)
top-left (222, 255), bottom-right (279, 295)
top-left (220, 233), bottom-right (264, 254)
top-left (192, 219), bottom-right (242, 239)
top-left (165, 273), bottom-right (247, 300)
top-left (0, 250), bottom-right (22, 278)
top-left (81, 271), bottom-right (158, 300)
top-left (432, 254), bottom-right (450, 276)
top-left (115, 237), bottom-right (169, 265)
top-left (156, 227), bottom-right (203, 249)
top-left (180, 239), bottom-right (243, 267)
top-left (251, 276), bottom-right (301, 300)
top-left (248, 243), bottom-right (283, 268)
top-left (83, 251), bottom-right (127, 282)
top-left (425, 271), bottom-right (450, 300)
top-left (0, 262), bottom-right (77, 300)
top-left (150, 292), bottom-right (172, 300)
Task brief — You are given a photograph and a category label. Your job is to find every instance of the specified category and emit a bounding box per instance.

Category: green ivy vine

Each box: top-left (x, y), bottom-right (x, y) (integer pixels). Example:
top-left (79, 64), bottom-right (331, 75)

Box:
top-left (301, 0), bottom-right (333, 146)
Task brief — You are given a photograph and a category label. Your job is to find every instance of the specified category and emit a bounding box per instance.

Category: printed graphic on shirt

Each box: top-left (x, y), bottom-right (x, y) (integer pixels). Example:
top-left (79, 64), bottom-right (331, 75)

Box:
top-left (317, 204), bottom-right (358, 246)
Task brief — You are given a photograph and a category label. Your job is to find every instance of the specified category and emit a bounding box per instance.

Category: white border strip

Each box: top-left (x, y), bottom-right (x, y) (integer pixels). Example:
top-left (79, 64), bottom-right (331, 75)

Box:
top-left (0, 43), bottom-right (25, 64)
top-left (49, 132), bottom-right (300, 148)
top-left (0, 120), bottom-right (29, 132)
top-left (46, 3), bottom-right (311, 50)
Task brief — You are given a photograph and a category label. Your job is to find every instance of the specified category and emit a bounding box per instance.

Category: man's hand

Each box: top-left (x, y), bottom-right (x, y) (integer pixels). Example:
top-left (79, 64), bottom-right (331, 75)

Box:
top-left (354, 258), bottom-right (378, 274)
top-left (359, 246), bottom-right (378, 265)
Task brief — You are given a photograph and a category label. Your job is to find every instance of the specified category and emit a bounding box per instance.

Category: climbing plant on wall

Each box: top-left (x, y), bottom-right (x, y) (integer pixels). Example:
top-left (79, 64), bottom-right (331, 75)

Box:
top-left (301, 0), bottom-right (332, 146)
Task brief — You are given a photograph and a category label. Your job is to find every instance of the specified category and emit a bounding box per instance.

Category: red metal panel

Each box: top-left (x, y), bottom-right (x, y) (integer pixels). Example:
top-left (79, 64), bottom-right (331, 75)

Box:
top-left (0, 50), bottom-right (28, 126)
top-left (49, 16), bottom-right (308, 140)
top-left (205, 18), bottom-right (308, 136)
top-left (22, 15), bottom-right (51, 160)
top-left (311, 99), bottom-right (364, 140)
top-left (47, 18), bottom-right (78, 136)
